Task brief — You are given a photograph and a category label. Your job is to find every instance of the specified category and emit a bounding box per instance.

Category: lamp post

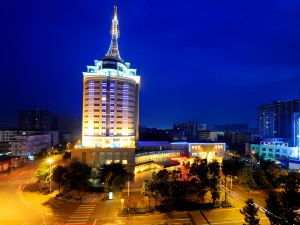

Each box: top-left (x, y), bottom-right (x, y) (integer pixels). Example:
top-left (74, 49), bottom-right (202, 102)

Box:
top-left (127, 177), bottom-right (130, 219)
top-left (121, 198), bottom-right (124, 210)
top-left (10, 157), bottom-right (13, 174)
top-left (47, 158), bottom-right (53, 193)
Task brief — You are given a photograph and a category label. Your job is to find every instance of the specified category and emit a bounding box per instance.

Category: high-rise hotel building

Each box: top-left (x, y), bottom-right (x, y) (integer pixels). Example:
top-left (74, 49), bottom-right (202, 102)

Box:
top-left (72, 6), bottom-right (140, 170)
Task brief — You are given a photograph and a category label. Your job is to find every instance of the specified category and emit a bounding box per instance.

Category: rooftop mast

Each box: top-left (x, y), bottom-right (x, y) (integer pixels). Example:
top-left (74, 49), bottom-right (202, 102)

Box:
top-left (106, 5), bottom-right (121, 59)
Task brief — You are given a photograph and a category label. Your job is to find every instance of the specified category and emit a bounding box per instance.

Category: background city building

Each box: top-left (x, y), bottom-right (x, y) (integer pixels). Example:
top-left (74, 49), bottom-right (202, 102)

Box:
top-left (0, 142), bottom-right (10, 154)
top-left (249, 138), bottom-right (299, 162)
top-left (198, 131), bottom-right (219, 142)
top-left (9, 133), bottom-right (51, 157)
top-left (0, 129), bottom-right (58, 146)
top-left (139, 126), bottom-right (171, 141)
top-left (171, 121), bottom-right (207, 141)
top-left (214, 123), bottom-right (250, 132)
top-left (19, 109), bottom-right (55, 131)
top-left (259, 100), bottom-right (300, 142)
top-left (292, 112), bottom-right (300, 148)
top-left (56, 115), bottom-right (81, 144)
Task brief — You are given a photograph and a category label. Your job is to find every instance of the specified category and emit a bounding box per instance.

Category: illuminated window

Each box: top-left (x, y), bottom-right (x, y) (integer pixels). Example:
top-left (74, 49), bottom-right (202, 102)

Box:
top-left (106, 160), bottom-right (112, 164)
top-left (122, 160), bottom-right (128, 165)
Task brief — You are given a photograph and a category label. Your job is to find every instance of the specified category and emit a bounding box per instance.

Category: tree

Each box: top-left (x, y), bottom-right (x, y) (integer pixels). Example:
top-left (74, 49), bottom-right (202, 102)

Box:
top-left (100, 163), bottom-right (131, 193)
top-left (266, 166), bottom-right (287, 188)
top-left (63, 161), bottom-right (91, 194)
top-left (208, 161), bottom-right (221, 206)
top-left (169, 180), bottom-right (186, 207)
top-left (52, 165), bottom-right (67, 194)
top-left (35, 166), bottom-right (51, 192)
top-left (265, 172), bottom-right (300, 225)
top-left (170, 169), bottom-right (181, 182)
top-left (238, 167), bottom-right (256, 189)
top-left (253, 169), bottom-right (271, 189)
top-left (142, 169), bottom-right (186, 209)
top-left (209, 176), bottom-right (220, 206)
top-left (208, 161), bottom-right (220, 177)
top-left (183, 161), bottom-right (191, 180)
top-left (280, 172), bottom-right (300, 224)
top-left (190, 158), bottom-right (209, 182)
top-left (259, 158), bottom-right (273, 171)
top-left (152, 169), bottom-right (171, 202)
top-left (190, 158), bottom-right (209, 203)
top-left (198, 181), bottom-right (208, 204)
top-left (141, 180), bottom-right (153, 209)
top-left (240, 198), bottom-right (260, 225)
top-left (63, 151), bottom-right (71, 160)
top-left (222, 159), bottom-right (236, 204)
top-left (265, 192), bottom-right (284, 225)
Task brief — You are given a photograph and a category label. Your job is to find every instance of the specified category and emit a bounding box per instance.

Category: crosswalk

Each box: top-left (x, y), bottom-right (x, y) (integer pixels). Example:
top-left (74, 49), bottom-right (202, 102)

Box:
top-left (65, 204), bottom-right (96, 225)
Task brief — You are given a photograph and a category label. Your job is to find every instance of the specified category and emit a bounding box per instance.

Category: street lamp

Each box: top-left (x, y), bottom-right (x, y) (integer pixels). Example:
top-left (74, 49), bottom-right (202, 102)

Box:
top-left (47, 158), bottom-right (53, 193)
top-left (121, 198), bottom-right (124, 210)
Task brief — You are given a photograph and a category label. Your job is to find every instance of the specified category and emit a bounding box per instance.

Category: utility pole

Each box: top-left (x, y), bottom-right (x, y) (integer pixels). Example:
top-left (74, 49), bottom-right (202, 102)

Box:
top-left (127, 176), bottom-right (130, 222)
top-left (10, 157), bottom-right (13, 173)
top-left (128, 178), bottom-right (130, 197)
top-left (47, 158), bottom-right (53, 193)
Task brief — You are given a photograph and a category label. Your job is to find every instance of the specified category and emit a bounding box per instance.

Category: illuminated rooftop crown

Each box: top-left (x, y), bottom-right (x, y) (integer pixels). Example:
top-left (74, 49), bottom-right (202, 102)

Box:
top-left (106, 6), bottom-right (121, 59)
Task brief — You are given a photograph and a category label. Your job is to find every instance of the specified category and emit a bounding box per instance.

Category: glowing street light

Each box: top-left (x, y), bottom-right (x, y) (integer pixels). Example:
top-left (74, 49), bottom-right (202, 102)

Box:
top-left (47, 158), bottom-right (53, 193)
top-left (120, 198), bottom-right (124, 210)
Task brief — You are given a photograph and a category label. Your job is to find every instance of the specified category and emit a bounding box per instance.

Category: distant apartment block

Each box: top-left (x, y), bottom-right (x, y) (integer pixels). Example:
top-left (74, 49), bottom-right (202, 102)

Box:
top-left (198, 131), bottom-right (219, 142)
top-left (19, 109), bottom-right (55, 131)
top-left (172, 121), bottom-right (207, 141)
top-left (0, 142), bottom-right (10, 153)
top-left (259, 100), bottom-right (300, 141)
top-left (292, 112), bottom-right (300, 148)
top-left (10, 134), bottom-right (51, 156)
top-left (214, 124), bottom-right (249, 132)
top-left (0, 130), bottom-right (58, 146)
top-left (56, 115), bottom-right (81, 143)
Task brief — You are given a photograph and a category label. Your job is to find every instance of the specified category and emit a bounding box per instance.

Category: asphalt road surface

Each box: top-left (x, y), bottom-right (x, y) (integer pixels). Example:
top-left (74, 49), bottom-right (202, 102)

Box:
top-left (0, 160), bottom-right (271, 225)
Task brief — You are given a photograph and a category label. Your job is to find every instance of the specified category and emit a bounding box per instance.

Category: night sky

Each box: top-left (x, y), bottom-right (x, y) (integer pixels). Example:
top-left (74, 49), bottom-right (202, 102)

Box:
top-left (1, 0), bottom-right (300, 129)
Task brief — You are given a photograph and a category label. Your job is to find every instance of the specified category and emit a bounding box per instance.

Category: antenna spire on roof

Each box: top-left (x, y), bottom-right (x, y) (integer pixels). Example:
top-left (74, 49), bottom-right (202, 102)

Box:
top-left (106, 5), bottom-right (121, 59)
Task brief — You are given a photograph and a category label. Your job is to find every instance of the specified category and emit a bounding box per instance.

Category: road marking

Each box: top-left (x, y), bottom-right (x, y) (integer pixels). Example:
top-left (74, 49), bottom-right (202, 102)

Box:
top-left (65, 223), bottom-right (86, 225)
top-left (76, 208), bottom-right (94, 210)
top-left (70, 216), bottom-right (91, 218)
top-left (198, 217), bottom-right (269, 225)
top-left (75, 209), bottom-right (94, 211)
top-left (72, 212), bottom-right (91, 214)
top-left (93, 219), bottom-right (97, 225)
top-left (64, 204), bottom-right (96, 225)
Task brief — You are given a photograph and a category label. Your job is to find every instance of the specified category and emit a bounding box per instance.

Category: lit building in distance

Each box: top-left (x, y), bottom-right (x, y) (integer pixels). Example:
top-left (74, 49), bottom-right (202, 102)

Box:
top-left (9, 133), bottom-right (51, 158)
top-left (19, 109), bottom-right (55, 131)
top-left (292, 112), bottom-right (300, 148)
top-left (172, 121), bottom-right (207, 141)
top-left (258, 100), bottom-right (300, 141)
top-left (81, 6), bottom-right (140, 149)
top-left (250, 138), bottom-right (300, 169)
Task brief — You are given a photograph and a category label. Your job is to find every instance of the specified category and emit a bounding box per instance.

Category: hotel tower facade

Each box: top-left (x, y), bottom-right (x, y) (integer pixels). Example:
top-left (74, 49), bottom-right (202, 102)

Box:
top-left (72, 6), bottom-right (140, 170)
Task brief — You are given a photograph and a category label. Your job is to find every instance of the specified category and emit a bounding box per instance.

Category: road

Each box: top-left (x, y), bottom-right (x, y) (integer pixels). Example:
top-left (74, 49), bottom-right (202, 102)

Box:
top-left (0, 160), bottom-right (53, 225)
top-left (0, 161), bottom-right (271, 225)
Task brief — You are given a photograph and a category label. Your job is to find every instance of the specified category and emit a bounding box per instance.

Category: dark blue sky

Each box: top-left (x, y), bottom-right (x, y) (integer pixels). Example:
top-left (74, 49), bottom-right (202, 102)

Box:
top-left (1, 0), bottom-right (300, 128)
